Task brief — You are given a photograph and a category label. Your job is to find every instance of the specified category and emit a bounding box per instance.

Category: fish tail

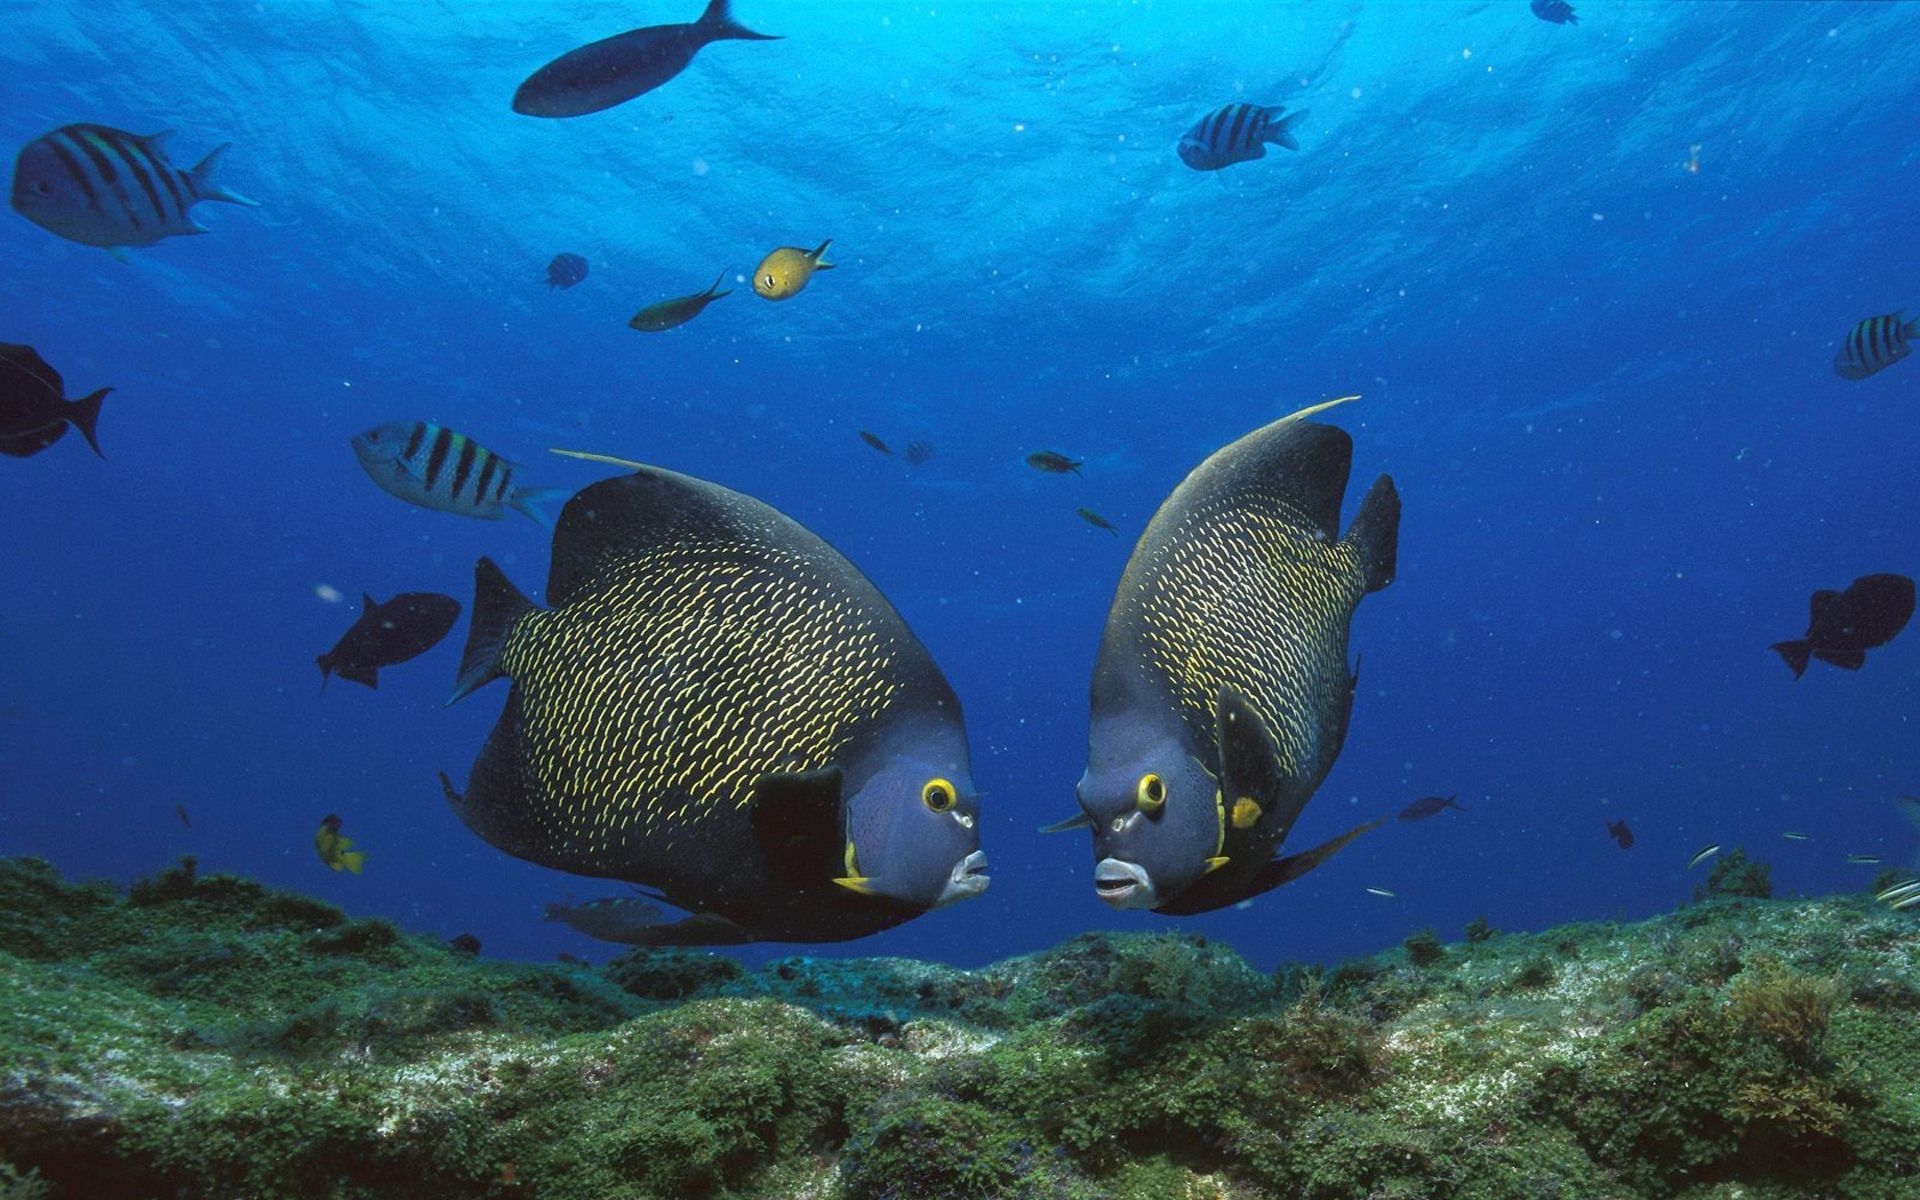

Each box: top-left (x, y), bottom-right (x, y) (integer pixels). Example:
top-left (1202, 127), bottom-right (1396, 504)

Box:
top-left (1266, 107), bottom-right (1308, 152)
top-left (186, 143), bottom-right (258, 207)
top-left (316, 654), bottom-right (333, 691)
top-left (342, 851), bottom-right (367, 874)
top-left (709, 270), bottom-right (732, 297)
top-left (1344, 474), bottom-right (1400, 593)
top-left (700, 0), bottom-right (781, 40)
top-left (507, 485), bottom-right (568, 529)
top-left (810, 239), bottom-right (836, 269)
top-left (66, 386), bottom-right (109, 458)
top-left (1771, 639), bottom-right (1811, 679)
top-left (450, 557), bottom-right (537, 704)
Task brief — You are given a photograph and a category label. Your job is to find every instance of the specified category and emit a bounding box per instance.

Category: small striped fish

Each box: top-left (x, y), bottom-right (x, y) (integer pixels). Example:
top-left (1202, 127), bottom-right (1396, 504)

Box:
top-left (10, 123), bottom-right (256, 249)
top-left (1177, 103), bottom-right (1308, 172)
top-left (1834, 312), bottom-right (1917, 381)
top-left (352, 421), bottom-right (564, 527)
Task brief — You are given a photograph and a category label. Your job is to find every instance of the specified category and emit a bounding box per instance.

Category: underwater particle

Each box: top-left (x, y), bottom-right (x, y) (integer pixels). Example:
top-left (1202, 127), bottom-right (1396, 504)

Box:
top-left (1833, 311), bottom-right (1917, 381)
top-left (440, 450), bottom-right (989, 945)
top-left (314, 814), bottom-right (367, 874)
top-left (1025, 450), bottom-right (1081, 474)
top-left (1076, 507), bottom-right (1118, 536)
top-left (546, 252), bottom-right (588, 289)
top-left (628, 272), bottom-right (731, 331)
top-left (1687, 843), bottom-right (1721, 870)
top-left (858, 430), bottom-right (893, 455)
top-left (1397, 793), bottom-right (1461, 821)
top-left (1685, 143), bottom-right (1702, 174)
top-left (1531, 0), bottom-right (1578, 25)
top-left (752, 240), bottom-right (834, 300)
top-left (314, 584), bottom-right (343, 604)
top-left (512, 0), bottom-right (779, 118)
top-left (1608, 819), bottom-right (1634, 849)
top-left (10, 123), bottom-right (256, 249)
top-left (1176, 103), bottom-right (1308, 171)
top-left (1770, 573), bottom-right (1914, 679)
top-left (902, 440), bottom-right (935, 466)
top-left (316, 592), bottom-right (461, 690)
top-left (351, 421), bottom-right (566, 527)
top-left (0, 343), bottom-right (109, 460)
top-left (1066, 395), bottom-right (1395, 916)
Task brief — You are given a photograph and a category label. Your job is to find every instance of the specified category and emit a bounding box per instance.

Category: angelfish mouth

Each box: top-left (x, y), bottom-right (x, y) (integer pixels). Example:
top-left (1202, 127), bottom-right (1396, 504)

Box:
top-left (934, 851), bottom-right (990, 907)
top-left (1094, 858), bottom-right (1158, 910)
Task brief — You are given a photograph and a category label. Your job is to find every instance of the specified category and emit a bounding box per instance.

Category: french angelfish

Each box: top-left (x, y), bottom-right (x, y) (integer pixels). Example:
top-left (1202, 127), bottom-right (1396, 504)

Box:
top-left (440, 450), bottom-right (990, 946)
top-left (316, 591), bottom-right (461, 689)
top-left (10, 123), bottom-right (255, 249)
top-left (1058, 396), bottom-right (1399, 915)
top-left (512, 0), bottom-right (780, 119)
top-left (0, 343), bottom-right (108, 459)
top-left (351, 421), bottom-right (565, 528)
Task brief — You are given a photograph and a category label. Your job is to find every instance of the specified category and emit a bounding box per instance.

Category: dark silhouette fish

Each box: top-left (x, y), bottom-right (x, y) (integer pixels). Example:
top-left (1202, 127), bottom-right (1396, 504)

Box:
top-left (1026, 450), bottom-right (1082, 474)
top-left (1771, 573), bottom-right (1915, 679)
top-left (0, 343), bottom-right (109, 460)
top-left (903, 440), bottom-right (935, 466)
top-left (1177, 104), bottom-right (1308, 172)
top-left (544, 894), bottom-right (668, 944)
top-left (1531, 0), bottom-right (1579, 25)
top-left (859, 431), bottom-right (892, 455)
top-left (628, 272), bottom-right (731, 332)
top-left (1834, 312), bottom-right (1916, 381)
top-left (546, 253), bottom-right (588, 289)
top-left (1059, 396), bottom-right (1398, 915)
top-left (1607, 819), bottom-right (1633, 850)
top-left (512, 0), bottom-right (780, 119)
top-left (1397, 794), bottom-right (1461, 822)
top-left (317, 592), bottom-right (462, 689)
top-left (1076, 507), bottom-right (1118, 536)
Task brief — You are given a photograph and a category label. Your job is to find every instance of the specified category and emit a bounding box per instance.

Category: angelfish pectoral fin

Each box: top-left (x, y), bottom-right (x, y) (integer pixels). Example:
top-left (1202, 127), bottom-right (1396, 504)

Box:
top-left (748, 765), bottom-right (847, 890)
top-left (1247, 820), bottom-right (1382, 895)
top-left (1216, 687), bottom-right (1299, 851)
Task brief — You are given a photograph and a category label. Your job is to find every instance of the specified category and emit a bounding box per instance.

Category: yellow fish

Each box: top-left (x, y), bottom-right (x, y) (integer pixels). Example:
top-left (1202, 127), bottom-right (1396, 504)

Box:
top-left (315, 814), bottom-right (367, 874)
top-left (752, 239), bottom-right (834, 300)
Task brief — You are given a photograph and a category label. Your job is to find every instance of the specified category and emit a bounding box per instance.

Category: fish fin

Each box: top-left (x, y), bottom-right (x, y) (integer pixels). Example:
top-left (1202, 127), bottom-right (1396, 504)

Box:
top-left (107, 247), bottom-right (134, 264)
top-left (186, 143), bottom-right (258, 206)
top-left (1814, 646), bottom-right (1867, 671)
top-left (1216, 687), bottom-right (1308, 850)
top-left (1039, 812), bottom-right (1094, 833)
top-left (550, 447), bottom-right (648, 471)
top-left (1277, 394), bottom-right (1360, 426)
top-left (336, 663), bottom-right (379, 689)
top-left (608, 912), bottom-right (758, 946)
top-left (1248, 820), bottom-right (1380, 894)
top-left (708, 271), bottom-right (731, 297)
top-left (1249, 414), bottom-right (1355, 541)
top-left (749, 766), bottom-right (847, 890)
top-left (1770, 639), bottom-right (1811, 680)
top-left (507, 486), bottom-right (568, 529)
top-left (361, 592), bottom-right (377, 613)
top-left (316, 655), bottom-right (333, 690)
top-left (142, 130), bottom-right (176, 159)
top-left (342, 851), bottom-right (367, 874)
top-left (449, 557), bottom-right (536, 704)
top-left (64, 387), bottom-right (109, 458)
top-left (1265, 107), bottom-right (1308, 152)
top-left (699, 0), bottom-right (781, 40)
top-left (1343, 474), bottom-right (1401, 593)
top-left (810, 239), bottom-right (835, 268)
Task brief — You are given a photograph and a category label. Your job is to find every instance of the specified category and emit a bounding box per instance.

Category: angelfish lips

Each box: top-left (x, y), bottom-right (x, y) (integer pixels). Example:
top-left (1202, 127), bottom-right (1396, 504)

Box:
top-left (933, 850), bottom-right (991, 908)
top-left (1094, 858), bottom-right (1160, 910)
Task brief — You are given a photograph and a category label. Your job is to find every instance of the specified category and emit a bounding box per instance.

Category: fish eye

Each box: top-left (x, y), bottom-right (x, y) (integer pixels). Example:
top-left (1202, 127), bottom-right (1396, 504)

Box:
top-left (31, 180), bottom-right (51, 195)
top-left (763, 274), bottom-right (776, 288)
top-left (922, 778), bottom-right (956, 813)
top-left (1135, 773), bottom-right (1166, 815)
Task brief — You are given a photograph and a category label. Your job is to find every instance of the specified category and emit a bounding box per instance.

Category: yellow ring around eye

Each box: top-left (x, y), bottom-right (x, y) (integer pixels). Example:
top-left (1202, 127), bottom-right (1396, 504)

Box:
top-left (1136, 773), bottom-right (1166, 814)
top-left (922, 778), bottom-right (956, 812)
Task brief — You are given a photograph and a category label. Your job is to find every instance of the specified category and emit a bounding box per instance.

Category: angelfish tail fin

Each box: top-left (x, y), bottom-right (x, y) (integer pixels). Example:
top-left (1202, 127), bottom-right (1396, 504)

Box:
top-left (450, 557), bottom-right (537, 704)
top-left (67, 387), bottom-right (109, 458)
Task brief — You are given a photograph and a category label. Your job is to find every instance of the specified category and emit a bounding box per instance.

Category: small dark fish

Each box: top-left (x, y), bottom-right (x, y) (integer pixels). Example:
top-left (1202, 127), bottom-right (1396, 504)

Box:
top-left (1607, 819), bottom-right (1634, 850)
top-left (859, 431), bottom-right (893, 455)
top-left (903, 441), bottom-right (935, 466)
top-left (513, 0), bottom-right (780, 119)
top-left (447, 932), bottom-right (482, 956)
top-left (1026, 450), bottom-right (1082, 475)
top-left (1834, 312), bottom-right (1917, 381)
top-left (1530, 0), bottom-right (1579, 25)
top-left (546, 253), bottom-right (588, 289)
top-left (1771, 573), bottom-right (1915, 679)
top-left (629, 272), bottom-right (731, 332)
top-left (11, 123), bottom-right (256, 249)
top-left (1687, 843), bottom-right (1720, 870)
top-left (175, 804), bottom-right (191, 829)
top-left (0, 343), bottom-right (109, 460)
top-left (314, 814), bottom-right (366, 873)
top-left (1076, 507), bottom-right (1118, 536)
top-left (1177, 104), bottom-right (1308, 172)
top-left (352, 421), bottom-right (566, 526)
top-left (1848, 854), bottom-right (1884, 866)
top-left (317, 592), bottom-right (462, 690)
top-left (544, 895), bottom-right (668, 944)
top-left (1397, 794), bottom-right (1462, 822)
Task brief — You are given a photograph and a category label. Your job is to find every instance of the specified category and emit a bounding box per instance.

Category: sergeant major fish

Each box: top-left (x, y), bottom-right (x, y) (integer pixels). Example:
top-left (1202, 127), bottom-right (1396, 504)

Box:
top-left (439, 449), bottom-right (990, 945)
top-left (1177, 104), bottom-right (1308, 172)
top-left (547, 253), bottom-right (588, 290)
top-left (0, 343), bottom-right (108, 459)
top-left (512, 0), bottom-right (780, 119)
top-left (1055, 396), bottom-right (1399, 914)
top-left (1834, 312), bottom-right (1918, 381)
top-left (11, 123), bottom-right (255, 249)
top-left (1530, 0), bottom-right (1579, 25)
top-left (629, 272), bottom-right (731, 332)
top-left (351, 421), bottom-right (565, 528)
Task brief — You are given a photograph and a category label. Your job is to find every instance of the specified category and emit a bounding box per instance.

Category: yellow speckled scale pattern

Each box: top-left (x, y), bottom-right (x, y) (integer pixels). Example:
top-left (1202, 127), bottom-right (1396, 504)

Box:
top-left (499, 536), bottom-right (903, 857)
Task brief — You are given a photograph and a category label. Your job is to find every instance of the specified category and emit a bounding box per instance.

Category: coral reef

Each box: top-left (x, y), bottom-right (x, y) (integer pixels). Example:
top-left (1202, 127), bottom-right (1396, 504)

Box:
top-left (3, 855), bottom-right (1919, 1198)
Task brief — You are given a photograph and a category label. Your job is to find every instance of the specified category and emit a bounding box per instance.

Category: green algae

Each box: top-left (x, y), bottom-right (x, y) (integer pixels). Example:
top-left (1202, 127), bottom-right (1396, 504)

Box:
top-left (3, 856), bottom-right (1920, 1198)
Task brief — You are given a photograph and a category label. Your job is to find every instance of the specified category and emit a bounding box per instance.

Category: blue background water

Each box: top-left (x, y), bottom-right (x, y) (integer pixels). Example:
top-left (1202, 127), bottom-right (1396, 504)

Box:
top-left (2, 0), bottom-right (1915, 972)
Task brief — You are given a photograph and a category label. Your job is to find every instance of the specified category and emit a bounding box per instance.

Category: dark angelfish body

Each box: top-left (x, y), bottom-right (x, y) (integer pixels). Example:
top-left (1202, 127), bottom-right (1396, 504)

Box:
top-left (1026, 450), bottom-right (1082, 474)
top-left (1397, 794), bottom-right (1461, 822)
top-left (1067, 396), bottom-right (1399, 915)
top-left (1177, 103), bottom-right (1308, 172)
top-left (512, 0), bottom-right (780, 119)
top-left (10, 123), bottom-right (255, 249)
top-left (316, 591), bottom-right (462, 689)
top-left (859, 431), bottom-right (893, 455)
top-left (441, 457), bottom-right (989, 945)
top-left (1530, 0), bottom-right (1579, 25)
top-left (0, 343), bottom-right (109, 459)
top-left (1607, 819), bottom-right (1634, 850)
top-left (547, 253), bottom-right (589, 289)
top-left (628, 272), bottom-right (731, 332)
top-left (1834, 312), bottom-right (1917, 381)
top-left (351, 420), bottom-right (566, 527)
top-left (1771, 573), bottom-right (1914, 679)
top-left (544, 894), bottom-right (668, 944)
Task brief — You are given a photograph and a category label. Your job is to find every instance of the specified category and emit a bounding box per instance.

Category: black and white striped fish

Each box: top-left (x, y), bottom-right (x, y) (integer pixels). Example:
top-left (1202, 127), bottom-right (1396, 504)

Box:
top-left (1177, 104), bottom-right (1308, 172)
top-left (1834, 312), bottom-right (1918, 381)
top-left (10, 123), bottom-right (256, 250)
top-left (352, 421), bottom-right (565, 527)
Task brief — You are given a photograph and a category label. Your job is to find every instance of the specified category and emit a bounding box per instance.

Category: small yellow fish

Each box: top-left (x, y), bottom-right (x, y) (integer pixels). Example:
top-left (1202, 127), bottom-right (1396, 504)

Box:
top-left (752, 239), bottom-right (835, 300)
top-left (315, 814), bottom-right (367, 874)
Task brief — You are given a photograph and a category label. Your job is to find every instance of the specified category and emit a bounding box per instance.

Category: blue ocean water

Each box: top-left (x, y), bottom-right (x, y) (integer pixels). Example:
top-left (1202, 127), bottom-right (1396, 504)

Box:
top-left (2, 0), bottom-right (1915, 973)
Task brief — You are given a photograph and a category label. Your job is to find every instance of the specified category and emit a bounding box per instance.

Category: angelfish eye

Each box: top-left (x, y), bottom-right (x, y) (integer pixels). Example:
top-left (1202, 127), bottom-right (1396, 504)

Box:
top-left (1135, 773), bottom-right (1166, 814)
top-left (922, 778), bottom-right (956, 813)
